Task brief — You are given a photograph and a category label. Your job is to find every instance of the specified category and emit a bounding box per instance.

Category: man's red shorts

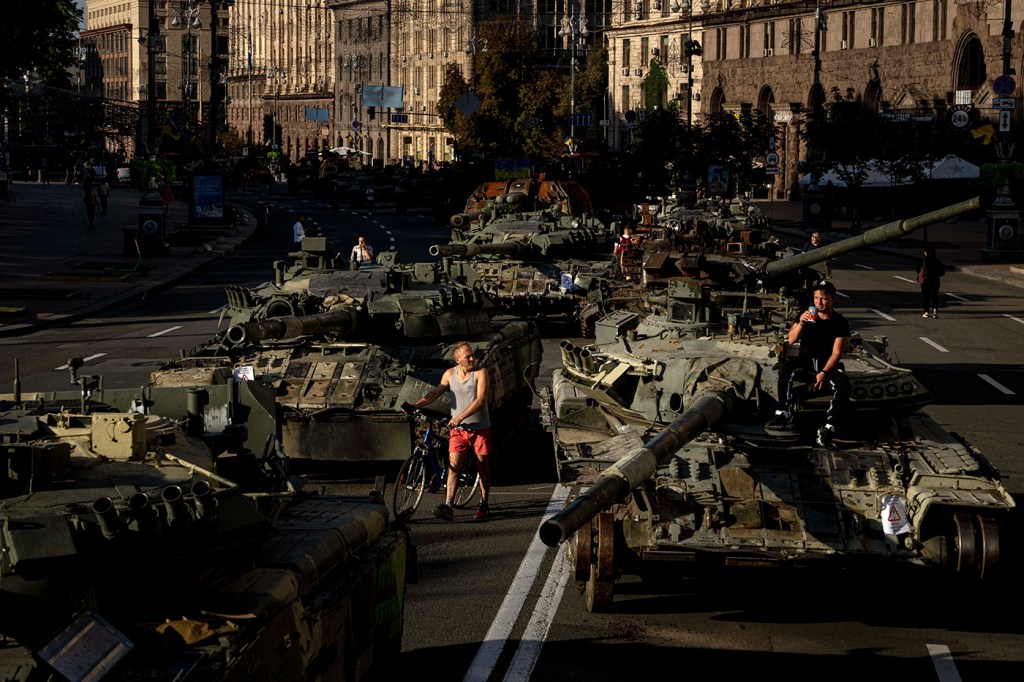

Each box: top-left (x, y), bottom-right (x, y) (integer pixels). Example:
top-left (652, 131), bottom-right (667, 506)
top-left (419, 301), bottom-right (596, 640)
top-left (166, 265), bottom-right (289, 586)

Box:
top-left (449, 427), bottom-right (492, 456)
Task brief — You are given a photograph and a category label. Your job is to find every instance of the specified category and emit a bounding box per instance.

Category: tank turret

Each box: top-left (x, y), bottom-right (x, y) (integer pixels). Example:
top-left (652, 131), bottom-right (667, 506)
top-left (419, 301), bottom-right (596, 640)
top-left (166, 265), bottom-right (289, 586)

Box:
top-left (541, 197), bottom-right (1014, 612)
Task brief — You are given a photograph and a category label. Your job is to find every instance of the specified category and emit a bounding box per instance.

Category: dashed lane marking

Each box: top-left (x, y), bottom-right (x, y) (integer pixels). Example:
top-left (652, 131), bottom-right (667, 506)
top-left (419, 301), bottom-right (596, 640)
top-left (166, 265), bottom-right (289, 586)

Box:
top-left (978, 373), bottom-right (1015, 395)
top-left (870, 309), bottom-right (897, 321)
top-left (1003, 314), bottom-right (1024, 325)
top-left (208, 305), bottom-right (226, 314)
top-left (147, 325), bottom-right (182, 338)
top-left (919, 337), bottom-right (949, 353)
top-left (854, 263), bottom-right (875, 270)
top-left (944, 292), bottom-right (969, 301)
top-left (894, 275), bottom-right (917, 284)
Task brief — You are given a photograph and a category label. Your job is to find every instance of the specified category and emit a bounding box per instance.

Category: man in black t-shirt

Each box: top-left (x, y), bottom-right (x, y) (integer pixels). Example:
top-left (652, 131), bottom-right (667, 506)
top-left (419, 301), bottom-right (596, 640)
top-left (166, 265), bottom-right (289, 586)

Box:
top-left (766, 280), bottom-right (851, 448)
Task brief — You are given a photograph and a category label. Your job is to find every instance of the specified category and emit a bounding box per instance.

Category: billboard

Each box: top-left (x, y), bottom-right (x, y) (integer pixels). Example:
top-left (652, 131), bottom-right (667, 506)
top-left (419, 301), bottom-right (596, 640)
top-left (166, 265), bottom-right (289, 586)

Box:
top-left (362, 85), bottom-right (404, 108)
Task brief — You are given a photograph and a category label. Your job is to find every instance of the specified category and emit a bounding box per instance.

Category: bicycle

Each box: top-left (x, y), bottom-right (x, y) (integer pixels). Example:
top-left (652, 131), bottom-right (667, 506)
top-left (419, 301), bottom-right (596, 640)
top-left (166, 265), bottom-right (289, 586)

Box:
top-left (392, 412), bottom-right (481, 521)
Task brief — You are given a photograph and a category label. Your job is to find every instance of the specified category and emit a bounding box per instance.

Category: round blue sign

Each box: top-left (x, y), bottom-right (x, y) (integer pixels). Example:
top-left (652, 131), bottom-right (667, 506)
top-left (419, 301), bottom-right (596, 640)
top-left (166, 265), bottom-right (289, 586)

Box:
top-left (625, 110), bottom-right (636, 123)
top-left (994, 75), bottom-right (1016, 97)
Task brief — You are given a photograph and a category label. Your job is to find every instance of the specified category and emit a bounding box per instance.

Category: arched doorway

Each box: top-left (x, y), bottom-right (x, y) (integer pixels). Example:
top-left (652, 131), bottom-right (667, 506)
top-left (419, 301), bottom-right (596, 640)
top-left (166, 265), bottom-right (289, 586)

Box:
top-left (953, 32), bottom-right (986, 102)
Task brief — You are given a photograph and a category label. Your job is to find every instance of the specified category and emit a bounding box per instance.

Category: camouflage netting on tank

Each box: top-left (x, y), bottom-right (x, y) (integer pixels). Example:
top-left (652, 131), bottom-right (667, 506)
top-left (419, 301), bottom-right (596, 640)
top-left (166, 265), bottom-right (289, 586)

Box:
top-left (681, 356), bottom-right (759, 404)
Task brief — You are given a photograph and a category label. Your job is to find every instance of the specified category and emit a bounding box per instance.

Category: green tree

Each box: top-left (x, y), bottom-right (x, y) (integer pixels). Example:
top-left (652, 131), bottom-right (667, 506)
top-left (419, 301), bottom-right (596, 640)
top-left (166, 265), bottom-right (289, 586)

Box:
top-left (640, 58), bottom-right (669, 111)
top-left (2, 0), bottom-right (81, 85)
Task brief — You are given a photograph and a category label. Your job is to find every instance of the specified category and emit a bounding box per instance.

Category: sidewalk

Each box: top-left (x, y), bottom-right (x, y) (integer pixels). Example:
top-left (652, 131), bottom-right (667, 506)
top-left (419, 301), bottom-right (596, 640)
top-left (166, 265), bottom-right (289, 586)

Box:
top-left (0, 181), bottom-right (256, 338)
top-left (752, 196), bottom-right (1024, 289)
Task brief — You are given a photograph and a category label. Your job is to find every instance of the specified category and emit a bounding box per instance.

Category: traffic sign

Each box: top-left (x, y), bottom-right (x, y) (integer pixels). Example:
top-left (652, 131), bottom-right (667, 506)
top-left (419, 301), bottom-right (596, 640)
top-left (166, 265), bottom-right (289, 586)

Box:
top-left (765, 152), bottom-right (780, 165)
top-left (1000, 110), bottom-right (1012, 132)
top-left (994, 97), bottom-right (1016, 109)
top-left (948, 104), bottom-right (973, 130)
top-left (765, 167), bottom-right (780, 175)
top-left (994, 75), bottom-right (1016, 97)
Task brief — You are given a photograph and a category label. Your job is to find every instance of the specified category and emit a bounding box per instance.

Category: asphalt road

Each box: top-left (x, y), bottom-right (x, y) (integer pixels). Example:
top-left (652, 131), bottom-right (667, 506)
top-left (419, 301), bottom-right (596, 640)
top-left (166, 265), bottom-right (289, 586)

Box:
top-left (2, 187), bottom-right (1022, 681)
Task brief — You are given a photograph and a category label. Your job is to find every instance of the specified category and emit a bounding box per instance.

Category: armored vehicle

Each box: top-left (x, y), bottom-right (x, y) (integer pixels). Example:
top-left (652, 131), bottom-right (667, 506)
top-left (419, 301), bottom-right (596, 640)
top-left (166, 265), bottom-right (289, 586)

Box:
top-left (153, 240), bottom-right (542, 465)
top-left (431, 203), bottom-right (622, 335)
top-left (0, 361), bottom-right (409, 680)
top-left (452, 175), bottom-right (594, 226)
top-left (538, 197), bottom-right (1015, 612)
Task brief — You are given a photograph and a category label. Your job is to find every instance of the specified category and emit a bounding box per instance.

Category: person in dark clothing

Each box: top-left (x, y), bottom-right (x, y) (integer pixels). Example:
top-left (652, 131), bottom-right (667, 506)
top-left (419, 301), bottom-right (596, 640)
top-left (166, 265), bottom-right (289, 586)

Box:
top-left (917, 245), bottom-right (945, 318)
top-left (766, 280), bottom-right (851, 448)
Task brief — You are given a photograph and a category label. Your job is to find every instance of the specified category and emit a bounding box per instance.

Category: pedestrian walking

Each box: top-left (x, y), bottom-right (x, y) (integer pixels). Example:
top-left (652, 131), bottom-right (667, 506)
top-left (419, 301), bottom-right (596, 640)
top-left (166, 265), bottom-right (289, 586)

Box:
top-left (365, 185), bottom-right (375, 215)
top-left (917, 245), bottom-right (945, 318)
top-left (97, 177), bottom-right (110, 216)
top-left (83, 177), bottom-right (98, 229)
top-left (293, 213), bottom-right (306, 245)
top-left (39, 158), bottom-right (49, 184)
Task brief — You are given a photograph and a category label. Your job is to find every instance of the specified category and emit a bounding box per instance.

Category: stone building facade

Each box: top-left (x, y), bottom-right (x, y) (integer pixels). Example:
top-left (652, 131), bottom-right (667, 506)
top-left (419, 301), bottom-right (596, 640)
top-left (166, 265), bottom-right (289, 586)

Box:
top-left (226, 0), bottom-right (335, 159)
top-left (607, 0), bottom-right (1021, 198)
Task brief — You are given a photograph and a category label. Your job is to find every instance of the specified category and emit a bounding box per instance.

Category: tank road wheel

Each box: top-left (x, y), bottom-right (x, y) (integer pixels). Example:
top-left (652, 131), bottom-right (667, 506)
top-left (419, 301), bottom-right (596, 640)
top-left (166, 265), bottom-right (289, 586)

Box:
top-left (573, 517), bottom-right (593, 583)
top-left (975, 514), bottom-right (1001, 579)
top-left (584, 512), bottom-right (616, 613)
top-left (952, 513), bottom-right (977, 576)
top-left (392, 454), bottom-right (426, 521)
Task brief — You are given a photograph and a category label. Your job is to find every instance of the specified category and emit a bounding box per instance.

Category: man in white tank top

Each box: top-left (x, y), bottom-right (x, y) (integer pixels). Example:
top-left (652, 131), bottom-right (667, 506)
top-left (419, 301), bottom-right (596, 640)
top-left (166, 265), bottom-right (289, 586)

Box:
top-left (403, 342), bottom-right (492, 521)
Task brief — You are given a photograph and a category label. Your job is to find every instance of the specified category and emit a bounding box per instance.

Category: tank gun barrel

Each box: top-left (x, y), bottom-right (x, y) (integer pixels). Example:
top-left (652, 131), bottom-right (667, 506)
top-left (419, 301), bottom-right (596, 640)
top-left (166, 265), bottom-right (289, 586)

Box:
top-left (429, 241), bottom-right (528, 258)
top-left (226, 307), bottom-right (359, 345)
top-left (539, 391), bottom-right (729, 547)
top-left (764, 196), bottom-right (980, 278)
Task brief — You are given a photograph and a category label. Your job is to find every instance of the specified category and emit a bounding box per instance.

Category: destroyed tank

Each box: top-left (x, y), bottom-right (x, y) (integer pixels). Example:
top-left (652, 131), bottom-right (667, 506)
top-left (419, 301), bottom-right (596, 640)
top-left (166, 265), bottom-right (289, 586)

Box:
top-left (0, 360), bottom-right (409, 680)
top-left (452, 175), bottom-right (595, 225)
top-left (155, 242), bottom-right (542, 465)
top-left (538, 197), bottom-right (1016, 612)
top-left (431, 199), bottom-right (622, 334)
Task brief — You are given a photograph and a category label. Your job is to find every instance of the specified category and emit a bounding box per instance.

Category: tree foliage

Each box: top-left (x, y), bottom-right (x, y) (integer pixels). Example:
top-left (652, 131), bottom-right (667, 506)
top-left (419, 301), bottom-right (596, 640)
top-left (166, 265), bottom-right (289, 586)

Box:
top-left (2, 0), bottom-right (81, 85)
top-left (640, 58), bottom-right (669, 111)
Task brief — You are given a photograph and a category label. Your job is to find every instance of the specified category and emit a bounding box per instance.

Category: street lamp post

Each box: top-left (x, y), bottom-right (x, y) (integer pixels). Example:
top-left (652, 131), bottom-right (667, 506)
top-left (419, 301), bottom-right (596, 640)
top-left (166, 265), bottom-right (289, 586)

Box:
top-left (268, 66), bottom-right (287, 151)
top-left (559, 7), bottom-right (588, 157)
top-left (171, 1), bottom-right (203, 143)
top-left (670, 0), bottom-right (705, 126)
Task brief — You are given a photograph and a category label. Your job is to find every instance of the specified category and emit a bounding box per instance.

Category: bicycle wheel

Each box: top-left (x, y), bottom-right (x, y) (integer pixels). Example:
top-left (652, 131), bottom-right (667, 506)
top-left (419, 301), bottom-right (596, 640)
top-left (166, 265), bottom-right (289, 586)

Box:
top-left (392, 453), bottom-right (426, 521)
top-left (452, 456), bottom-right (481, 509)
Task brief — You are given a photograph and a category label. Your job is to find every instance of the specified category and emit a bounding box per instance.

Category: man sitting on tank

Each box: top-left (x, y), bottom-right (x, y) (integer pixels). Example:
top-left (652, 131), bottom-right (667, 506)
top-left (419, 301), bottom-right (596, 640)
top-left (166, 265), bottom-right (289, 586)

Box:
top-left (766, 280), bottom-right (851, 448)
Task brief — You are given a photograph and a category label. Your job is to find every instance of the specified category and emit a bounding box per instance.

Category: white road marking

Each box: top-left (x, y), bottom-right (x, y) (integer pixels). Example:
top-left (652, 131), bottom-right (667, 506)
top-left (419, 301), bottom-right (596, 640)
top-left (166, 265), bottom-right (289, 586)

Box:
top-left (147, 325), bottom-right (182, 338)
top-left (464, 485), bottom-right (571, 682)
top-left (869, 309), bottom-right (897, 321)
top-left (1004, 314), bottom-right (1024, 325)
top-left (208, 305), bottom-right (226, 314)
top-left (919, 337), bottom-right (949, 352)
top-left (926, 644), bottom-right (963, 682)
top-left (836, 290), bottom-right (850, 298)
top-left (503, 542), bottom-right (571, 682)
top-left (854, 263), bottom-right (875, 270)
top-left (978, 373), bottom-right (1015, 395)
top-left (894, 275), bottom-right (918, 284)
top-left (54, 353), bottom-right (107, 370)
top-left (944, 292), bottom-right (968, 301)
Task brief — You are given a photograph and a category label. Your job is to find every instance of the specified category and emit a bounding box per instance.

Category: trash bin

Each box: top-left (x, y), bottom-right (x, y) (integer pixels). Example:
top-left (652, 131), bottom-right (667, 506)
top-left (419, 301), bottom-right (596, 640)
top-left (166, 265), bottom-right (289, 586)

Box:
top-left (138, 186), bottom-right (168, 256)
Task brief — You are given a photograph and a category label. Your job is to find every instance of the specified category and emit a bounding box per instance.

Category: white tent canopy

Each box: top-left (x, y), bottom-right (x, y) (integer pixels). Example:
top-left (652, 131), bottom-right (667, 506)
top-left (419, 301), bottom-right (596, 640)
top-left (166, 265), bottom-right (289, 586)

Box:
top-left (924, 154), bottom-right (980, 180)
top-left (328, 146), bottom-right (373, 157)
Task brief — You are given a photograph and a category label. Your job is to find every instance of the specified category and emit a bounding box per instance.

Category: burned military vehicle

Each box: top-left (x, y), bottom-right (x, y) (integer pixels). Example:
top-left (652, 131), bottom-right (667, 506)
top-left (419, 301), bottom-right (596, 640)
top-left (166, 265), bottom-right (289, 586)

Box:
top-left (0, 360), bottom-right (409, 680)
top-left (538, 197), bottom-right (1015, 611)
top-left (153, 239), bottom-right (542, 465)
top-left (452, 175), bottom-right (595, 226)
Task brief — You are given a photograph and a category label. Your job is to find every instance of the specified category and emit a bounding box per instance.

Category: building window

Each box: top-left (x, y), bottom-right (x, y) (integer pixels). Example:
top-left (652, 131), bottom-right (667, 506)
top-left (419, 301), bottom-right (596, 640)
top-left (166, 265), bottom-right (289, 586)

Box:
top-left (763, 21), bottom-right (775, 56)
top-left (739, 24), bottom-right (750, 58)
top-left (622, 84), bottom-right (629, 112)
top-left (842, 11), bottom-right (855, 48)
top-left (623, 39), bottom-right (631, 67)
top-left (788, 17), bottom-right (802, 55)
top-left (715, 27), bottom-right (727, 60)
top-left (871, 8), bottom-right (884, 46)
top-left (641, 37), bottom-right (649, 66)
top-left (933, 0), bottom-right (947, 41)
top-left (901, 3), bottom-right (915, 44)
